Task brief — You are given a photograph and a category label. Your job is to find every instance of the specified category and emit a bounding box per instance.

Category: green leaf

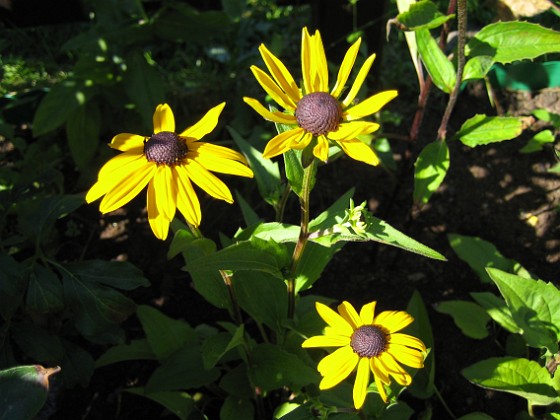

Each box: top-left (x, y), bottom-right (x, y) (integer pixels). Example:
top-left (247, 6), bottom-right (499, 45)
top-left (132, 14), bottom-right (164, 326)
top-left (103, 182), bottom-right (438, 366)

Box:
top-left (462, 357), bottom-right (560, 406)
top-left (26, 264), bottom-right (64, 313)
top-left (448, 233), bottom-right (532, 283)
top-left (416, 29), bottom-right (456, 93)
top-left (32, 80), bottom-right (93, 136)
top-left (413, 140), bottom-right (449, 204)
top-left (232, 271), bottom-right (288, 333)
top-left (236, 222), bottom-right (300, 243)
top-left (284, 149), bottom-right (304, 196)
top-left (95, 339), bottom-right (156, 368)
top-left (0, 365), bottom-right (60, 420)
top-left (463, 55), bottom-right (495, 80)
top-left (520, 130), bottom-right (555, 154)
top-left (10, 322), bottom-right (64, 363)
top-left (127, 389), bottom-right (195, 420)
top-left (201, 325), bottom-right (245, 369)
top-left (219, 364), bottom-right (254, 399)
top-left (309, 188), bottom-right (355, 231)
top-left (136, 305), bottom-right (196, 361)
top-left (229, 127), bottom-right (282, 206)
top-left (123, 52), bottom-right (165, 127)
top-left (248, 344), bottom-right (319, 392)
top-left (146, 345), bottom-right (220, 393)
top-left (235, 191), bottom-right (261, 227)
top-left (466, 22), bottom-right (560, 65)
top-left (435, 301), bottom-right (490, 339)
top-left (294, 241), bottom-right (343, 293)
top-left (487, 268), bottom-right (560, 353)
top-left (0, 253), bottom-right (27, 320)
top-left (60, 340), bottom-right (94, 387)
top-left (470, 292), bottom-right (521, 334)
top-left (63, 260), bottom-right (149, 290)
top-left (397, 0), bottom-right (455, 30)
top-left (220, 396), bottom-right (254, 420)
top-left (153, 6), bottom-right (230, 43)
top-left (65, 101), bottom-right (100, 170)
top-left (455, 114), bottom-right (523, 147)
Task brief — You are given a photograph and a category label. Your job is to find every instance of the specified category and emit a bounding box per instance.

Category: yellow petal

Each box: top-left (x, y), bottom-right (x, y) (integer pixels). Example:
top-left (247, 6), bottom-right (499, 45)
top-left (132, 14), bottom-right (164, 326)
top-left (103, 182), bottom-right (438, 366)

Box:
top-left (153, 103), bottom-right (175, 133)
top-left (374, 311), bottom-right (413, 333)
top-left (311, 29), bottom-right (328, 92)
top-left (301, 334), bottom-right (350, 348)
top-left (110, 133), bottom-right (145, 152)
top-left (183, 159), bottom-right (233, 203)
top-left (331, 38), bottom-right (361, 99)
top-left (337, 301), bottom-right (362, 330)
top-left (258, 44), bottom-right (301, 102)
top-left (315, 302), bottom-right (354, 337)
top-left (312, 135), bottom-right (329, 162)
top-left (386, 344), bottom-right (425, 368)
top-left (336, 139), bottom-right (380, 166)
top-left (353, 357), bottom-right (370, 409)
top-left (374, 374), bottom-right (388, 403)
top-left (152, 165), bottom-right (177, 221)
top-left (370, 356), bottom-right (390, 384)
top-left (147, 180), bottom-right (170, 240)
top-left (262, 128), bottom-right (305, 159)
top-left (242, 97), bottom-right (297, 125)
top-left (288, 131), bottom-right (313, 150)
top-left (189, 143), bottom-right (253, 178)
top-left (301, 27), bottom-right (312, 95)
top-left (179, 102), bottom-right (225, 140)
top-left (96, 161), bottom-right (156, 213)
top-left (360, 301), bottom-right (376, 325)
top-left (328, 121), bottom-right (380, 141)
top-left (317, 346), bottom-right (359, 389)
top-left (345, 90), bottom-right (398, 121)
top-left (388, 333), bottom-right (426, 352)
top-left (378, 352), bottom-right (411, 386)
top-left (174, 165), bottom-right (201, 227)
top-left (342, 53), bottom-right (376, 108)
top-left (249, 66), bottom-right (297, 111)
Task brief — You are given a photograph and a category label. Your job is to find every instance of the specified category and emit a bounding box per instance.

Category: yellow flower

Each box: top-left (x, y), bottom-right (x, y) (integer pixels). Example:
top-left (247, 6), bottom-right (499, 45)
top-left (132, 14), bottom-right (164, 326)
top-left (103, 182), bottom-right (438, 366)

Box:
top-left (86, 103), bottom-right (253, 240)
top-left (302, 301), bottom-right (426, 409)
top-left (243, 27), bottom-right (398, 165)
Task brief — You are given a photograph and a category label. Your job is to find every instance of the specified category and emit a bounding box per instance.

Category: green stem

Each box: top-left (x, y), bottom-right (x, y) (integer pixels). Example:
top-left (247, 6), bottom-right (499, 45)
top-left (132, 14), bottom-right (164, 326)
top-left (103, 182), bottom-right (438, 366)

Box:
top-left (434, 385), bottom-right (457, 419)
top-left (287, 159), bottom-right (316, 319)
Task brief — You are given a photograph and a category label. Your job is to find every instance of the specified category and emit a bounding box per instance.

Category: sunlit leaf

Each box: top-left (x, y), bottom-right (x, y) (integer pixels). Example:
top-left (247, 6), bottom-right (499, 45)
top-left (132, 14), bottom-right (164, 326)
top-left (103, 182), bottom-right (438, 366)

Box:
top-left (455, 114), bottom-right (523, 147)
top-left (470, 292), bottom-right (521, 334)
top-left (397, 0), bottom-right (455, 30)
top-left (416, 29), bottom-right (456, 93)
top-left (413, 140), bottom-right (449, 204)
top-left (519, 130), bottom-right (555, 154)
top-left (435, 301), bottom-right (490, 339)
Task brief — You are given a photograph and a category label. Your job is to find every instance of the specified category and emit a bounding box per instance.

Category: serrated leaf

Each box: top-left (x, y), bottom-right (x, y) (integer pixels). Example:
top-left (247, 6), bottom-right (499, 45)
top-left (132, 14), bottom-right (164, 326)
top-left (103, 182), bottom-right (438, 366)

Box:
top-left (487, 268), bottom-right (560, 353)
top-left (470, 292), bottom-right (521, 334)
top-left (397, 0), bottom-right (455, 30)
top-left (63, 260), bottom-right (149, 290)
top-left (448, 233), bottom-right (532, 283)
top-left (416, 29), bottom-right (456, 93)
top-left (455, 114), bottom-right (523, 147)
top-left (95, 339), bottom-right (156, 368)
top-left (136, 305), bottom-right (196, 361)
top-left (466, 22), bottom-right (560, 65)
top-left (65, 101), bottom-right (100, 170)
top-left (413, 140), bottom-right (449, 204)
top-left (26, 264), bottom-right (64, 313)
top-left (435, 301), bottom-right (490, 339)
top-left (462, 357), bottom-right (560, 405)
top-left (125, 388), bottom-right (195, 420)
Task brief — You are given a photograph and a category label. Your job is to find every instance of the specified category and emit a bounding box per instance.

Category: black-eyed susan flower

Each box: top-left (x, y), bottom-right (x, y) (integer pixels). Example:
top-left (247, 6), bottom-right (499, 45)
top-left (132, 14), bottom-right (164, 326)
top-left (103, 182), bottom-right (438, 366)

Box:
top-left (86, 103), bottom-right (253, 240)
top-left (302, 301), bottom-right (426, 409)
top-left (243, 27), bottom-right (398, 165)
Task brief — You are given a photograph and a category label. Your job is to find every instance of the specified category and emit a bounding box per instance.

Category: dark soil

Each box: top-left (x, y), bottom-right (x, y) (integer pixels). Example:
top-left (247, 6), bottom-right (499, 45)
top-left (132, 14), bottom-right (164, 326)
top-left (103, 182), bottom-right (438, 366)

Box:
top-left (40, 84), bottom-right (560, 420)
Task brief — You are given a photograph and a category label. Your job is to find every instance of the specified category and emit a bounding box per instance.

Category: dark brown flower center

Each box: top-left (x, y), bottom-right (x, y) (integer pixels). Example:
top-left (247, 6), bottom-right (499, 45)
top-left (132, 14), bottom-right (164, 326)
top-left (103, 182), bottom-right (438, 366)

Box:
top-left (350, 325), bottom-right (387, 358)
top-left (295, 92), bottom-right (342, 136)
top-left (144, 131), bottom-right (188, 165)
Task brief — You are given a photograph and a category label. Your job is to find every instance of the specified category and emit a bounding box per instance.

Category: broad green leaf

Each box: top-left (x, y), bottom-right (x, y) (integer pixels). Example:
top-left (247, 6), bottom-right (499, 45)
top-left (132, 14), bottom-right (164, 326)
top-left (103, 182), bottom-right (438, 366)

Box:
top-left (219, 364), bottom-right (254, 399)
top-left (397, 0), bottom-right (455, 30)
top-left (60, 340), bottom-right (94, 387)
top-left (65, 101), bottom-right (100, 170)
top-left (435, 301), bottom-right (490, 339)
top-left (416, 29), bottom-right (456, 93)
top-left (533, 109), bottom-right (560, 125)
top-left (470, 292), bottom-right (521, 334)
top-left (235, 191), bottom-right (261, 227)
top-left (294, 241), bottom-right (343, 293)
top-left (32, 80), bottom-right (93, 136)
top-left (465, 22), bottom-right (560, 64)
top-left (63, 260), bottom-right (149, 290)
top-left (167, 227), bottom-right (198, 260)
top-left (487, 268), bottom-right (560, 353)
top-left (146, 345), bottom-right (220, 393)
top-left (136, 305), bottom-right (196, 361)
top-left (448, 233), bottom-right (532, 283)
top-left (235, 222), bottom-right (300, 243)
top-left (396, 0), bottom-right (422, 83)
top-left (0, 365), bottom-right (60, 420)
top-left (95, 339), bottom-right (156, 367)
top-left (459, 412), bottom-right (504, 420)
top-left (520, 130), bottom-right (555, 154)
top-left (153, 7), bottom-right (230, 43)
top-left (413, 140), bottom-right (449, 204)
top-left (309, 188), bottom-right (355, 231)
top-left (26, 264), bottom-right (64, 313)
top-left (232, 271), bottom-right (288, 333)
top-left (462, 357), bottom-right (560, 406)
top-left (126, 388), bottom-right (195, 420)
top-left (406, 291), bottom-right (435, 399)
top-left (123, 52), bottom-right (165, 127)
top-left (10, 322), bottom-right (64, 363)
top-left (455, 114), bottom-right (523, 147)
top-left (248, 343), bottom-right (319, 392)
top-left (220, 396), bottom-right (254, 420)
top-left (284, 149), bottom-right (304, 196)
top-left (201, 325), bottom-right (245, 369)
top-left (463, 56), bottom-right (495, 80)
top-left (0, 253), bottom-right (27, 320)
top-left (230, 127), bottom-right (283, 206)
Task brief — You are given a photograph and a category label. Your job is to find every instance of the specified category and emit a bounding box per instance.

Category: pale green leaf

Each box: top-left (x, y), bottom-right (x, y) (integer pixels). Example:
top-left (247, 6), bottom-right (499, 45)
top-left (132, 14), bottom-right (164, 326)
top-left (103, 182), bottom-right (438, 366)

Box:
top-left (456, 114), bottom-right (523, 147)
top-left (397, 0), bottom-right (455, 30)
top-left (413, 140), bottom-right (449, 204)
top-left (416, 28), bottom-right (456, 93)
top-left (519, 130), bottom-right (555, 154)
top-left (435, 301), bottom-right (490, 339)
top-left (470, 292), bottom-right (521, 334)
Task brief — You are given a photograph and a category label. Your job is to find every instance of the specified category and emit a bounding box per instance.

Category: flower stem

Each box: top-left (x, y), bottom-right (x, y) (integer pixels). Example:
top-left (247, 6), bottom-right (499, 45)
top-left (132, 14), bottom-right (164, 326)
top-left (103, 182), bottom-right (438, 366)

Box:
top-left (287, 159), bottom-right (316, 319)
